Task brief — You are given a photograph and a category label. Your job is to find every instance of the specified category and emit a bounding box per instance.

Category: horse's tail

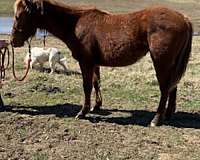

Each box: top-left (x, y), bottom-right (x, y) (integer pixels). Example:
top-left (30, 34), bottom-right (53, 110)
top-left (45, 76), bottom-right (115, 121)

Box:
top-left (169, 18), bottom-right (193, 91)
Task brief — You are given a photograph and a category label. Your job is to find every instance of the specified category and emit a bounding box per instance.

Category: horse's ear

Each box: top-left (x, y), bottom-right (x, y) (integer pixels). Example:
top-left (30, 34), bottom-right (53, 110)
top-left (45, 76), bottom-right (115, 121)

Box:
top-left (22, 0), bottom-right (33, 13)
top-left (35, 0), bottom-right (44, 14)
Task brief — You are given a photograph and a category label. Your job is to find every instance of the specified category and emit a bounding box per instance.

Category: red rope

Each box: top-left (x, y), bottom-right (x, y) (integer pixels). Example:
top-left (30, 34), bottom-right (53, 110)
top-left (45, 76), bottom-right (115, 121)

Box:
top-left (11, 42), bottom-right (31, 81)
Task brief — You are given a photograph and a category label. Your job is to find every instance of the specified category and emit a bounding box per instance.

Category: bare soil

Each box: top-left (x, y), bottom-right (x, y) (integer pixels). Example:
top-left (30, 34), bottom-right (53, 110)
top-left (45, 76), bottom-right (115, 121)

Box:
top-left (0, 0), bottom-right (200, 159)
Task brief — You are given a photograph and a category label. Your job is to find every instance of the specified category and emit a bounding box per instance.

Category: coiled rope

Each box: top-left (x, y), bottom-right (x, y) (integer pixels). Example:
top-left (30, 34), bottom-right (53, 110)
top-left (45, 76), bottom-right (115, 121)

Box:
top-left (0, 39), bottom-right (31, 86)
top-left (11, 40), bottom-right (32, 81)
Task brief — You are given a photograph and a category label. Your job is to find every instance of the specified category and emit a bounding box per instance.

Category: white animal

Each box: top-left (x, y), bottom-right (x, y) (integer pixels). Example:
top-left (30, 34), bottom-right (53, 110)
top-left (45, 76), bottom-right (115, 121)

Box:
top-left (24, 47), bottom-right (68, 74)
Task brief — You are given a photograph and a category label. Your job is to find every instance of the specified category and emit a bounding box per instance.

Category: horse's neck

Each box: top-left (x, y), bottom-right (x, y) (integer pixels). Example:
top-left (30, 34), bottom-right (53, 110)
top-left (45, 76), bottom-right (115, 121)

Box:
top-left (38, 2), bottom-right (82, 45)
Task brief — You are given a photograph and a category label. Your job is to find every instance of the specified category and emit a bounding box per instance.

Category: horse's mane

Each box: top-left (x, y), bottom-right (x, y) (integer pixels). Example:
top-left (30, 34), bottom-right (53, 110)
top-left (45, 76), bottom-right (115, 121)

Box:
top-left (42, 0), bottom-right (108, 15)
top-left (15, 0), bottom-right (109, 17)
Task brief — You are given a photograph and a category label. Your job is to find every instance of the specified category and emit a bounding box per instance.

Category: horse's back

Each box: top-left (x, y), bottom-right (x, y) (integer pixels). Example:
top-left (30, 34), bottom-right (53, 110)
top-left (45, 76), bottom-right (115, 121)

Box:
top-left (75, 10), bottom-right (149, 66)
top-left (75, 6), bottom-right (191, 67)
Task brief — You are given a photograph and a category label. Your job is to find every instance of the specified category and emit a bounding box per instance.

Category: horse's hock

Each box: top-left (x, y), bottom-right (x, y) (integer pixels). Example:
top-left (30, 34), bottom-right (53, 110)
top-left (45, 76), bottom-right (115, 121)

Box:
top-left (0, 40), bottom-right (10, 109)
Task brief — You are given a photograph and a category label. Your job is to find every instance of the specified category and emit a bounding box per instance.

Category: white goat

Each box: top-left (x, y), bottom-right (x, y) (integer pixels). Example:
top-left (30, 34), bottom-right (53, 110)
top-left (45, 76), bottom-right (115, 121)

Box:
top-left (24, 47), bottom-right (67, 74)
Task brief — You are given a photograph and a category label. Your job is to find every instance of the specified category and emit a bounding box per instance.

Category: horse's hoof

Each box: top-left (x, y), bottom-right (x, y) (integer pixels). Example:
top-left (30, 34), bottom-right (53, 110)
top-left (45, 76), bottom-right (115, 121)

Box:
top-left (91, 101), bottom-right (102, 113)
top-left (90, 105), bottom-right (101, 113)
top-left (150, 121), bottom-right (159, 127)
top-left (150, 115), bottom-right (163, 127)
top-left (75, 106), bottom-right (90, 119)
top-left (75, 111), bottom-right (86, 119)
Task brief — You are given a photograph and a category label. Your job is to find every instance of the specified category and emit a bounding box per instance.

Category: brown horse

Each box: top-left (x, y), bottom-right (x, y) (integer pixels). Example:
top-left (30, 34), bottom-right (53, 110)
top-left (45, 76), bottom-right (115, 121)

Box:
top-left (11, 0), bottom-right (193, 126)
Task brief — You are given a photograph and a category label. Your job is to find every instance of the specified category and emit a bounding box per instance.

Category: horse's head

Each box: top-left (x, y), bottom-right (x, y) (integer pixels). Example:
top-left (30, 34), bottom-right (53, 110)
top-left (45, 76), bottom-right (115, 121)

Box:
top-left (11, 0), bottom-right (39, 47)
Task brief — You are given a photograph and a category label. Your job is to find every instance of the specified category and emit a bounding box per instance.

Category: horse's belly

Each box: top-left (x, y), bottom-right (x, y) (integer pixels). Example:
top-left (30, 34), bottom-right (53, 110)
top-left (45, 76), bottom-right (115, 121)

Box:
top-left (98, 48), bottom-right (148, 67)
top-left (94, 33), bottom-right (149, 66)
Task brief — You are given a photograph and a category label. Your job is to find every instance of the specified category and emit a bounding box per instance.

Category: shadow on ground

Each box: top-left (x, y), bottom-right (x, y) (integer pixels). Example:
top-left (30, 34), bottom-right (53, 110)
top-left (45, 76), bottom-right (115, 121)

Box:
top-left (2, 104), bottom-right (200, 129)
top-left (37, 67), bottom-right (81, 75)
top-left (89, 109), bottom-right (200, 129)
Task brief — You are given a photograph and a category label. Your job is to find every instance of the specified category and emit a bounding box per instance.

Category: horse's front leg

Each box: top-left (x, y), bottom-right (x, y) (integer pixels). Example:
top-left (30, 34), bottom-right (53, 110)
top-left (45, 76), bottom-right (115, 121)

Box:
top-left (91, 66), bottom-right (102, 112)
top-left (75, 63), bottom-right (94, 119)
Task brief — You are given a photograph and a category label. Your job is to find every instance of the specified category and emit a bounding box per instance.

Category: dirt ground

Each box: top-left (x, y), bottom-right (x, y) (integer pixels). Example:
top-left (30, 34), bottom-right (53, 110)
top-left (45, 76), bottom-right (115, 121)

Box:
top-left (0, 0), bottom-right (200, 159)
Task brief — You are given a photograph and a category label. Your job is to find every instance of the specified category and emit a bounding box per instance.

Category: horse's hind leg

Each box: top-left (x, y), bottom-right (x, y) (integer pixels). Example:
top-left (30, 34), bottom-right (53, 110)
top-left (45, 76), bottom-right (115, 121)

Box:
top-left (165, 87), bottom-right (177, 121)
top-left (149, 31), bottom-right (178, 126)
top-left (151, 51), bottom-right (170, 126)
top-left (91, 66), bottom-right (102, 112)
top-left (150, 54), bottom-right (172, 126)
top-left (150, 56), bottom-right (172, 126)
top-left (76, 63), bottom-right (94, 119)
top-left (151, 86), bottom-right (168, 127)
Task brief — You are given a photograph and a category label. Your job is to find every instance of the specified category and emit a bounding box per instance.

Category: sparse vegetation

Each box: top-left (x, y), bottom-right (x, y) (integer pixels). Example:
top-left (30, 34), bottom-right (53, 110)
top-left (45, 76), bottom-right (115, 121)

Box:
top-left (0, 34), bottom-right (199, 160)
top-left (0, 0), bottom-right (200, 159)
